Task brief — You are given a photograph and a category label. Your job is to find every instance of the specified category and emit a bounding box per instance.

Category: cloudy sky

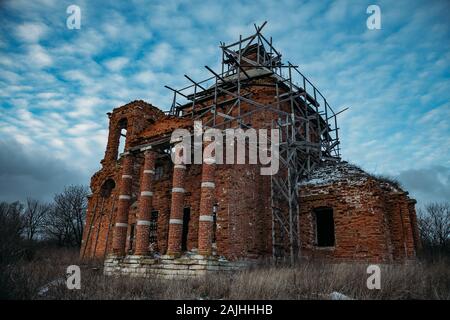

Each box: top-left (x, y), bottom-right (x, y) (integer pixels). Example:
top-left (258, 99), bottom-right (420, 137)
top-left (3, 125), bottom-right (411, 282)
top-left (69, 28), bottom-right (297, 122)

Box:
top-left (0, 0), bottom-right (449, 207)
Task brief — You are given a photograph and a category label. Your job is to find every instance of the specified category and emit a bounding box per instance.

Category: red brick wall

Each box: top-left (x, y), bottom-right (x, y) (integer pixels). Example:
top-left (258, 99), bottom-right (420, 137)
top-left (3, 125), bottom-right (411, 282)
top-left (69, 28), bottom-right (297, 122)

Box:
top-left (298, 178), bottom-right (418, 262)
top-left (81, 101), bottom-right (164, 258)
top-left (81, 85), bottom-right (419, 263)
top-left (214, 164), bottom-right (272, 260)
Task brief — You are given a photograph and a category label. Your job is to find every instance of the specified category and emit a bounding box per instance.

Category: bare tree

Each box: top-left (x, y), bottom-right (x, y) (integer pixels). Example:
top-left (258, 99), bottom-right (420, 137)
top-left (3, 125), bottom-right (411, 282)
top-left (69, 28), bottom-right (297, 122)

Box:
top-left (0, 201), bottom-right (25, 264)
top-left (44, 185), bottom-right (89, 247)
top-left (22, 198), bottom-right (51, 241)
top-left (418, 202), bottom-right (450, 253)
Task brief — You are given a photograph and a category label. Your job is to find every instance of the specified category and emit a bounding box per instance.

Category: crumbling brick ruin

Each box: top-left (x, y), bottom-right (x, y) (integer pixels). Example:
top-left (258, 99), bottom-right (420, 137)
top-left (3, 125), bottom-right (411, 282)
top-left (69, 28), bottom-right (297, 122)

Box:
top-left (80, 23), bottom-right (420, 278)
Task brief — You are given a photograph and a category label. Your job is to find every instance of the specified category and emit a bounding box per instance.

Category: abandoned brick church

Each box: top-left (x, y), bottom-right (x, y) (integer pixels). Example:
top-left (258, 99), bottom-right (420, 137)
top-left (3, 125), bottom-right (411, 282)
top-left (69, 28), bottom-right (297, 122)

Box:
top-left (80, 24), bottom-right (420, 277)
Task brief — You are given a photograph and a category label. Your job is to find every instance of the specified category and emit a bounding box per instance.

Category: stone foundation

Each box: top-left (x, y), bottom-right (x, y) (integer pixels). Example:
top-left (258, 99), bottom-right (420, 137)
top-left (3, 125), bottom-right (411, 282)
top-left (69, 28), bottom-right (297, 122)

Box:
top-left (104, 252), bottom-right (251, 279)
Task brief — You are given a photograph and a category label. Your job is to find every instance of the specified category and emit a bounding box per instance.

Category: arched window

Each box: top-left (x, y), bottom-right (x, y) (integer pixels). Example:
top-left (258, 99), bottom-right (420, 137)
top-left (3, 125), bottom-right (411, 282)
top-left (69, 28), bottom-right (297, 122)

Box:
top-left (100, 179), bottom-right (116, 198)
top-left (117, 118), bottom-right (127, 159)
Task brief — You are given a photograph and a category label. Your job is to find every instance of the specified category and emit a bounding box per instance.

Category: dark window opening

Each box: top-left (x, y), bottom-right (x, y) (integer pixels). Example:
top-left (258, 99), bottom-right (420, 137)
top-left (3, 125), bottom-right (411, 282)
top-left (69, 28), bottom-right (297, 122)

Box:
top-left (149, 210), bottom-right (159, 245)
top-left (100, 179), bottom-right (115, 198)
top-left (314, 207), bottom-right (335, 247)
top-left (212, 204), bottom-right (218, 244)
top-left (181, 207), bottom-right (190, 251)
top-left (128, 223), bottom-right (136, 253)
top-left (154, 166), bottom-right (163, 180)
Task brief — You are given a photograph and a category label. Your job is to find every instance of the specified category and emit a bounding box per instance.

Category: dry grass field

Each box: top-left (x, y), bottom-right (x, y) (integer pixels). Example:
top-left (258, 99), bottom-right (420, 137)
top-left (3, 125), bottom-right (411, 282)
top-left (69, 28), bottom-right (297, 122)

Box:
top-left (1, 247), bottom-right (448, 300)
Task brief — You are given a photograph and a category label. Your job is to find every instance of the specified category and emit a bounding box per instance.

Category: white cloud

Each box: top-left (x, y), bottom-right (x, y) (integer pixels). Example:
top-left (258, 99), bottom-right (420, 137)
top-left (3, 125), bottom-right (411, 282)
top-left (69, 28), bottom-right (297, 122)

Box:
top-left (36, 92), bottom-right (60, 99)
top-left (27, 44), bottom-right (52, 68)
top-left (134, 71), bottom-right (156, 84)
top-left (66, 121), bottom-right (101, 135)
top-left (16, 22), bottom-right (48, 43)
top-left (0, 55), bottom-right (14, 67)
top-left (0, 70), bottom-right (21, 83)
top-left (68, 96), bottom-right (105, 118)
top-left (104, 57), bottom-right (129, 72)
top-left (324, 0), bottom-right (348, 23)
top-left (63, 70), bottom-right (92, 85)
top-left (419, 107), bottom-right (446, 124)
top-left (48, 137), bottom-right (65, 148)
top-left (13, 134), bottom-right (33, 146)
top-left (147, 43), bottom-right (174, 68)
top-left (56, 30), bottom-right (106, 58)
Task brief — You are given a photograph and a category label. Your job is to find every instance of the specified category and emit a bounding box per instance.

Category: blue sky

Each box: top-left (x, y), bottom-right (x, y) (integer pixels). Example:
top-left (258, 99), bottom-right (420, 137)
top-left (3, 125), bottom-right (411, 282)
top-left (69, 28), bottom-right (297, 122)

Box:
top-left (0, 0), bottom-right (449, 207)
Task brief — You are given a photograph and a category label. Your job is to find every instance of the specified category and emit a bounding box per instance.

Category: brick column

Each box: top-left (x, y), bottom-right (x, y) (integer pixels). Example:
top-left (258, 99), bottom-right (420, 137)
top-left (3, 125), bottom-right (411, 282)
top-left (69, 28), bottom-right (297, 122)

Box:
top-left (112, 152), bottom-right (134, 256)
top-left (135, 146), bottom-right (156, 256)
top-left (198, 156), bottom-right (216, 256)
top-left (166, 143), bottom-right (187, 257)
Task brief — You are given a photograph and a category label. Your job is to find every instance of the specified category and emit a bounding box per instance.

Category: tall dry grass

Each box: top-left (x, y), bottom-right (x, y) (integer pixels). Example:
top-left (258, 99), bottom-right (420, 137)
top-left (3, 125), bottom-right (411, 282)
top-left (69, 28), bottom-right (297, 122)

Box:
top-left (1, 248), bottom-right (449, 300)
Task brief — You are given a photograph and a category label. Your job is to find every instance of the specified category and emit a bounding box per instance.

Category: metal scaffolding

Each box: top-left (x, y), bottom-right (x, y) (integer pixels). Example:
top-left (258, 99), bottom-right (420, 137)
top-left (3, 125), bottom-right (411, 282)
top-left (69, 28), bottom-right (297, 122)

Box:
top-left (165, 22), bottom-right (342, 264)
